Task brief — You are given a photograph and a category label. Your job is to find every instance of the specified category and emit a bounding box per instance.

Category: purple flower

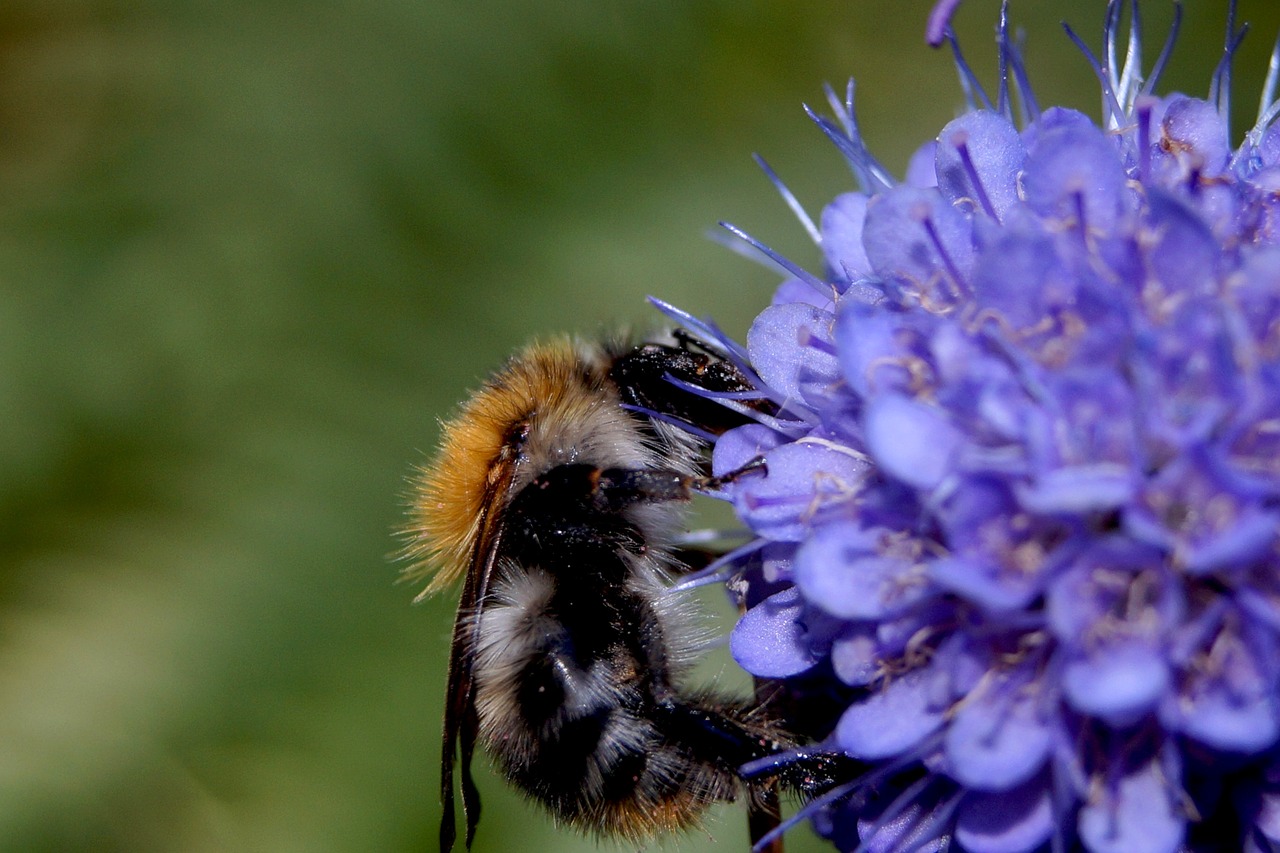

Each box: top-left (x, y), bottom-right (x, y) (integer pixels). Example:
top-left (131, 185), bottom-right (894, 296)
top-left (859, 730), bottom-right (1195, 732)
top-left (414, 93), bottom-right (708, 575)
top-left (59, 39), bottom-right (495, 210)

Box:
top-left (665, 2), bottom-right (1280, 851)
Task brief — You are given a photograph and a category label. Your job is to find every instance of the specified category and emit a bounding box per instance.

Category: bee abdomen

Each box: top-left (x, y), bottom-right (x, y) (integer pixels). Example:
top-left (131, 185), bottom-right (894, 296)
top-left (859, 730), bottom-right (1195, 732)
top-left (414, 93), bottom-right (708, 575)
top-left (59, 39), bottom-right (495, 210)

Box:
top-left (504, 706), bottom-right (739, 836)
top-left (471, 565), bottom-right (743, 836)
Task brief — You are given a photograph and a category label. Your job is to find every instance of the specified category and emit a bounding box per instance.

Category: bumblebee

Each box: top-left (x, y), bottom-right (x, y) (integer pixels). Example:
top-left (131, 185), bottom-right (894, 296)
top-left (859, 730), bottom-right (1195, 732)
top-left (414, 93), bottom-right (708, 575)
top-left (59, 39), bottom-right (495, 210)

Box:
top-left (403, 333), bottom-right (799, 851)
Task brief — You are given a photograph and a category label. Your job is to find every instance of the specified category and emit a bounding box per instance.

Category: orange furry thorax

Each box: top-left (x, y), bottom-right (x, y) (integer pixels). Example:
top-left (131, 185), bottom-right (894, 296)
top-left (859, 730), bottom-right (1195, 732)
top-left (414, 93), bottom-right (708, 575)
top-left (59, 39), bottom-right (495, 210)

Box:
top-left (404, 337), bottom-right (615, 595)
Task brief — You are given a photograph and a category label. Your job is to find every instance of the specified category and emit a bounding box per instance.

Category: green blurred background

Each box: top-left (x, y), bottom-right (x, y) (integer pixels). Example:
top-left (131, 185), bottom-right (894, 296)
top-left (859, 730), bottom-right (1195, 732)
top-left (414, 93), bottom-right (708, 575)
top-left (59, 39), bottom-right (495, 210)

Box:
top-left (2, 1), bottom-right (1276, 851)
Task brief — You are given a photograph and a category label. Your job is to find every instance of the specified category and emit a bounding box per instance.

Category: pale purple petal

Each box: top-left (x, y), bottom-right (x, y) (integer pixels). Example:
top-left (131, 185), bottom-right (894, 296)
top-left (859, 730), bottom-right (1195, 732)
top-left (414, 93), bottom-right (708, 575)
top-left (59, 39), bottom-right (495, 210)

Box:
top-left (944, 677), bottom-right (1053, 791)
top-left (862, 184), bottom-right (975, 296)
top-left (935, 110), bottom-right (1025, 219)
top-left (1078, 760), bottom-right (1185, 853)
top-left (747, 302), bottom-right (841, 407)
top-left (731, 586), bottom-right (826, 677)
top-left (1061, 640), bottom-right (1170, 726)
top-left (712, 422), bottom-right (786, 477)
top-left (731, 440), bottom-right (871, 541)
top-left (836, 666), bottom-right (947, 759)
top-left (821, 193), bottom-right (872, 282)
top-left (794, 521), bottom-right (933, 620)
top-left (863, 394), bottom-right (961, 490)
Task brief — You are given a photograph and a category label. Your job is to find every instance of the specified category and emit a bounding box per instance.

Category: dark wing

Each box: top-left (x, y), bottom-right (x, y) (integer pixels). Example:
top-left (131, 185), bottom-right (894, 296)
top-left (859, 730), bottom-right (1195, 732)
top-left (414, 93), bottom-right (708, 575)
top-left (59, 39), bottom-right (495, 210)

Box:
top-left (440, 453), bottom-right (521, 853)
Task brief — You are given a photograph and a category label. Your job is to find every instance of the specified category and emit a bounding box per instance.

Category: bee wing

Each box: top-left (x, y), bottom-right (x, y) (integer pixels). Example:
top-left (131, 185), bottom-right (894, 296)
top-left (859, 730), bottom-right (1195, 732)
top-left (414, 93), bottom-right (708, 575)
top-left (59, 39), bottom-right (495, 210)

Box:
top-left (440, 458), bottom-right (518, 853)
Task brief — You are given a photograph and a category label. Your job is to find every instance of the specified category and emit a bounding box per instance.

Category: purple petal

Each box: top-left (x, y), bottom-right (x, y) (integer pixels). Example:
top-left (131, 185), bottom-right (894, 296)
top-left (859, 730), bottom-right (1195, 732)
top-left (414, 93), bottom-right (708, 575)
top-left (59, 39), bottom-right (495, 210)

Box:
top-left (1046, 543), bottom-right (1179, 643)
top-left (1019, 370), bottom-right (1142, 492)
top-left (935, 110), bottom-right (1025, 219)
top-left (1161, 624), bottom-right (1280, 754)
top-left (820, 193), bottom-right (872, 282)
top-left (1154, 95), bottom-right (1231, 179)
top-left (1078, 760), bottom-right (1185, 853)
top-left (747, 302), bottom-right (840, 407)
top-left (731, 440), bottom-right (871, 541)
top-left (1022, 119), bottom-right (1131, 234)
top-left (712, 423), bottom-right (785, 477)
top-left (772, 276), bottom-right (835, 309)
top-left (944, 679), bottom-right (1053, 791)
top-left (835, 299), bottom-right (938, 402)
top-left (929, 478), bottom-right (1055, 612)
top-left (731, 587), bottom-right (824, 678)
top-left (1015, 463), bottom-right (1135, 514)
top-left (1019, 106), bottom-right (1097, 151)
top-left (794, 521), bottom-right (932, 620)
top-left (862, 184), bottom-right (975, 297)
top-left (1255, 789), bottom-right (1280, 841)
top-left (832, 602), bottom-right (957, 687)
top-left (967, 227), bottom-right (1072, 332)
top-left (1142, 190), bottom-right (1219, 298)
top-left (1169, 683), bottom-right (1280, 755)
top-left (906, 140), bottom-right (940, 188)
top-left (836, 665), bottom-right (947, 759)
top-left (1127, 451), bottom-right (1277, 576)
top-left (863, 394), bottom-right (961, 490)
top-left (831, 624), bottom-right (881, 686)
top-left (1061, 640), bottom-right (1170, 726)
top-left (954, 773), bottom-right (1055, 853)
top-left (928, 554), bottom-right (1039, 613)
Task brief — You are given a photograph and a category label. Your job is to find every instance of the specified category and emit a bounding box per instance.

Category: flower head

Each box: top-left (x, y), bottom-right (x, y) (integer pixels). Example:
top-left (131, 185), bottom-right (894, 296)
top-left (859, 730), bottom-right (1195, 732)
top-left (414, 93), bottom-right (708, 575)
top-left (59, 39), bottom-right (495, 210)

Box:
top-left (671, 2), bottom-right (1280, 851)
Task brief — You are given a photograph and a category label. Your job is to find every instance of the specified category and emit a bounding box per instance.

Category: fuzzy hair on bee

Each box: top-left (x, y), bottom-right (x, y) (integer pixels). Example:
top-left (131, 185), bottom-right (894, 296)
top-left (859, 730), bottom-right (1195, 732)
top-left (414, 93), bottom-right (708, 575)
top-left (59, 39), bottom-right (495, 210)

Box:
top-left (402, 333), bottom-right (799, 852)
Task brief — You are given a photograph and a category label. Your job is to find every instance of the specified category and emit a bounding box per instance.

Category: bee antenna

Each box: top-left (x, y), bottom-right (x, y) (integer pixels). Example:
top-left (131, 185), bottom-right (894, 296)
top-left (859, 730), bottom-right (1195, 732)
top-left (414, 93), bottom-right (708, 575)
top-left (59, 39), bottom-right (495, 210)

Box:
top-left (696, 456), bottom-right (767, 492)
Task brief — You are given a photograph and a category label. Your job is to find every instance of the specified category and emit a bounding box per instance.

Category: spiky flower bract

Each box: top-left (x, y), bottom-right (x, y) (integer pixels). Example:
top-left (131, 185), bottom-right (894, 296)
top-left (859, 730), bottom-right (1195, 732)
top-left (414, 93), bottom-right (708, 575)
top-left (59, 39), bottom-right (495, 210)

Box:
top-left (664, 2), bottom-right (1280, 851)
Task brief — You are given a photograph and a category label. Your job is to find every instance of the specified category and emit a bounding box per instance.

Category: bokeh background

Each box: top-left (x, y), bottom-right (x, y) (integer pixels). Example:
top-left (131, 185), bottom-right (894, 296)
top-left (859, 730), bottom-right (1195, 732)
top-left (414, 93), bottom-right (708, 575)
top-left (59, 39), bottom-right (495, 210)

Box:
top-left (3, 1), bottom-right (1278, 851)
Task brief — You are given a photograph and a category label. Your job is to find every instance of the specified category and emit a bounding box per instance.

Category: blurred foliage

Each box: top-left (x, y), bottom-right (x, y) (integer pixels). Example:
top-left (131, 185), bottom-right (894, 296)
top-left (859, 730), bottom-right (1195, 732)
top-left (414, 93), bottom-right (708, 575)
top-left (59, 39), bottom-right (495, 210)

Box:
top-left (1, 1), bottom-right (1276, 851)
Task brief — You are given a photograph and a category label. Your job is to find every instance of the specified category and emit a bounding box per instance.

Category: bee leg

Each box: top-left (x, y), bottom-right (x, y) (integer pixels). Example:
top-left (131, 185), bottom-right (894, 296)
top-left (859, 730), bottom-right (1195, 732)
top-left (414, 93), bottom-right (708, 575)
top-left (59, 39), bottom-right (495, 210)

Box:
top-left (739, 748), bottom-right (863, 798)
top-left (748, 782), bottom-right (784, 853)
top-left (748, 676), bottom-right (784, 853)
top-left (694, 455), bottom-right (766, 492)
top-left (658, 698), bottom-right (863, 846)
top-left (654, 698), bottom-right (786, 771)
top-left (591, 455), bottom-right (762, 507)
top-left (592, 467), bottom-right (694, 510)
top-left (650, 694), bottom-right (793, 851)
